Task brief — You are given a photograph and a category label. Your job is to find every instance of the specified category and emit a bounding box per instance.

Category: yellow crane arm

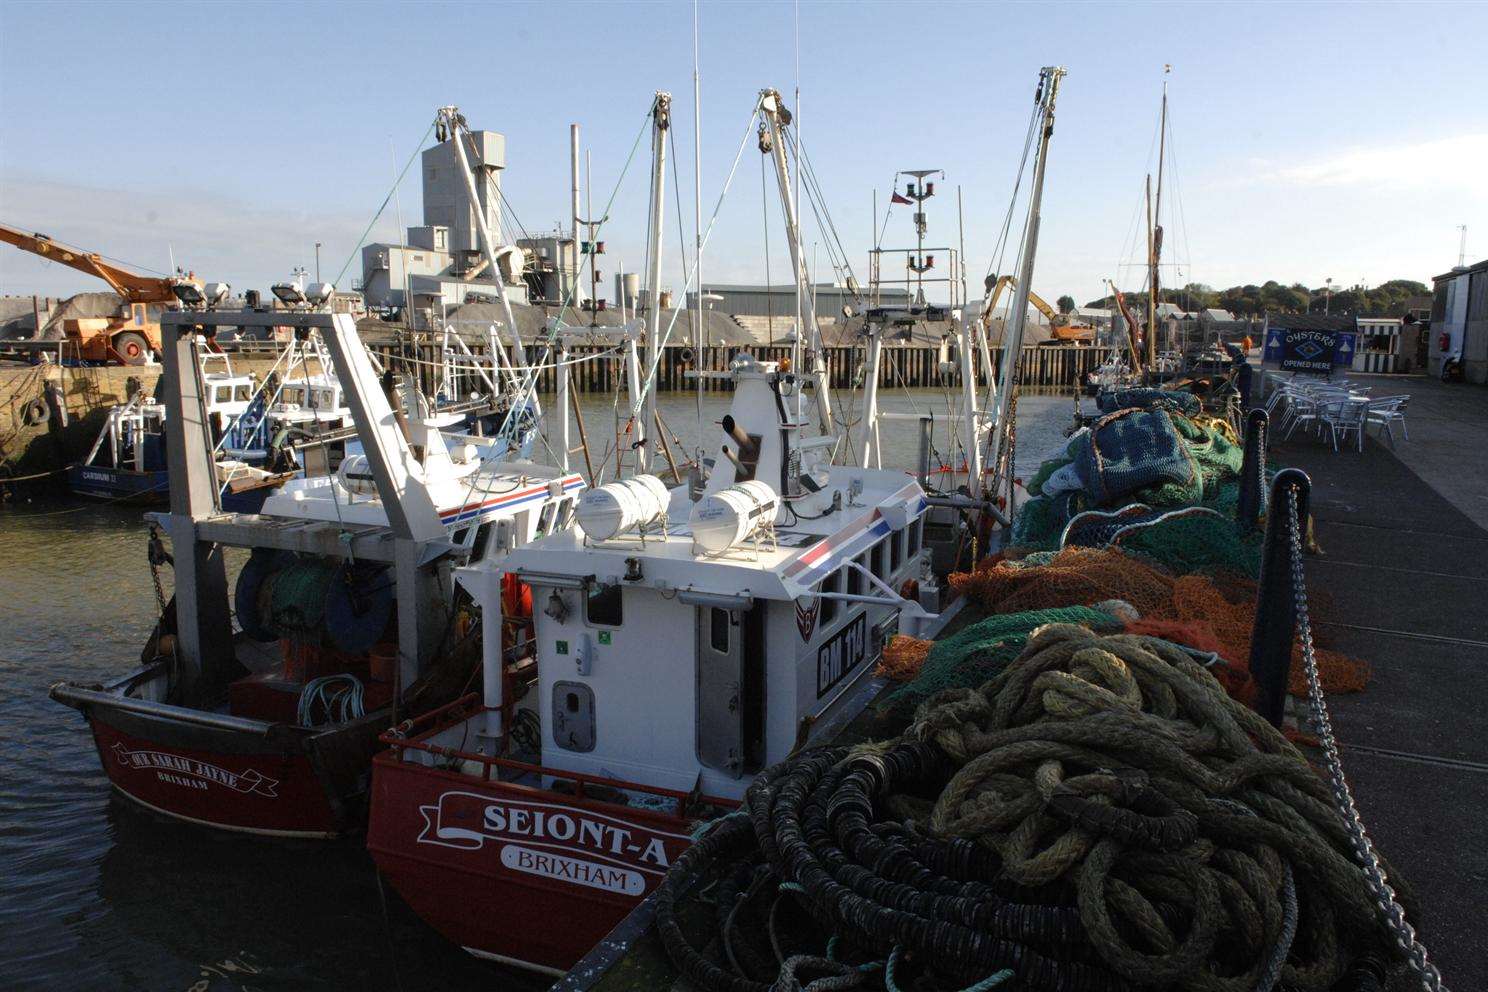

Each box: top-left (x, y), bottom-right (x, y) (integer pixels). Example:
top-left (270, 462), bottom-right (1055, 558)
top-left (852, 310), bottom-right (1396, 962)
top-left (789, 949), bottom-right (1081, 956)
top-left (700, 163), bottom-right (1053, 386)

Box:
top-left (0, 223), bottom-right (178, 304)
top-left (980, 274), bottom-right (1057, 323)
top-left (1025, 289), bottom-right (1057, 323)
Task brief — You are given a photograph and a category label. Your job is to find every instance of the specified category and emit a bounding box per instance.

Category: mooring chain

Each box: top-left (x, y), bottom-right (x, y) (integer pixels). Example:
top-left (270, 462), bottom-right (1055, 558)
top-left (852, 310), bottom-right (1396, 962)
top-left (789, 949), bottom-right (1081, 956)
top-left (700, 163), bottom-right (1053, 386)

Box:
top-left (146, 523), bottom-right (172, 617)
top-left (1253, 417), bottom-right (1268, 519)
top-left (1285, 486), bottom-right (1447, 992)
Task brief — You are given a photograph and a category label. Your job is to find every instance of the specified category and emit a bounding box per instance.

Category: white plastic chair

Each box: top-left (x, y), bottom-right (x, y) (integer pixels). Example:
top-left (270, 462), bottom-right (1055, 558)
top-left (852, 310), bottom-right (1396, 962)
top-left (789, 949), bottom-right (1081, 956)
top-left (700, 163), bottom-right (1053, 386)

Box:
top-left (1366, 396), bottom-right (1410, 446)
top-left (1281, 392), bottom-right (1323, 440)
top-left (1322, 398), bottom-right (1369, 452)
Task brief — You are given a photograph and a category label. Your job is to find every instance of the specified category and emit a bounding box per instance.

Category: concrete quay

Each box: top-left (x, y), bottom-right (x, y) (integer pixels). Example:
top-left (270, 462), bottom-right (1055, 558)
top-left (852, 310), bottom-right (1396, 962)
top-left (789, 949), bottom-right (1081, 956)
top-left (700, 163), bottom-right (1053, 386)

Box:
top-left (1270, 371), bottom-right (1487, 989)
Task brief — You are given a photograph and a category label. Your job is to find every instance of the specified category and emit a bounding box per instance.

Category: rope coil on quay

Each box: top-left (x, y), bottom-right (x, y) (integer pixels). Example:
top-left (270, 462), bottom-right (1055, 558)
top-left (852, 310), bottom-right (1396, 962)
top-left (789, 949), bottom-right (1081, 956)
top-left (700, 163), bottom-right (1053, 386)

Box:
top-left (657, 613), bottom-right (1431, 991)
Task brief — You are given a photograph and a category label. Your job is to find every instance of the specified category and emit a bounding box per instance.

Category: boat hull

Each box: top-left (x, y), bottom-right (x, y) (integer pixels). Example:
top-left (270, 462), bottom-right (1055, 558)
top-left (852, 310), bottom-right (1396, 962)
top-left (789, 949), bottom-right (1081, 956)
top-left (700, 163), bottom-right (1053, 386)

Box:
top-left (64, 465), bottom-right (278, 512)
top-left (67, 464), bottom-right (169, 504)
top-left (84, 707), bottom-right (342, 838)
top-left (367, 751), bottom-right (694, 974)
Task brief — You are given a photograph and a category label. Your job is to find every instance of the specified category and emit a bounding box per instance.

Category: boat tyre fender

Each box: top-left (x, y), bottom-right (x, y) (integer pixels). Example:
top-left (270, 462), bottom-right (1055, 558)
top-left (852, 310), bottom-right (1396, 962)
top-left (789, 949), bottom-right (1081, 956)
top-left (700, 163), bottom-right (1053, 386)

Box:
top-left (21, 397), bottom-right (49, 427)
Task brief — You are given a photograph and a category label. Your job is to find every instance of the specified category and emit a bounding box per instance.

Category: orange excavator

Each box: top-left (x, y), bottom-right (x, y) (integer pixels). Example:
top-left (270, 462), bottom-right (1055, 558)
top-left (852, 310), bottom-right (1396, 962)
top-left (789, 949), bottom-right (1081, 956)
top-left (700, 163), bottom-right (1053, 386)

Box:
top-left (980, 274), bottom-right (1093, 342)
top-left (0, 223), bottom-right (200, 364)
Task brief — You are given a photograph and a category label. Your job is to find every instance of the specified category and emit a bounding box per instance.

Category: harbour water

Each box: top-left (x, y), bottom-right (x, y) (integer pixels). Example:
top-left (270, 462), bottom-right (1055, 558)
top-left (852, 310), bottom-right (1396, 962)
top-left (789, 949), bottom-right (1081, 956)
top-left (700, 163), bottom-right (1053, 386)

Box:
top-left (0, 391), bottom-right (1071, 991)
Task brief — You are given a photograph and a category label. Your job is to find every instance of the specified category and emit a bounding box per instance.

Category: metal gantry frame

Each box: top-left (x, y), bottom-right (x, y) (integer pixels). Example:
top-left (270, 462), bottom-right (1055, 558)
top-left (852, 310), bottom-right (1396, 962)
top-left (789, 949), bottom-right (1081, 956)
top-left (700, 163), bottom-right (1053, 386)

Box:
top-left (159, 310), bottom-right (448, 700)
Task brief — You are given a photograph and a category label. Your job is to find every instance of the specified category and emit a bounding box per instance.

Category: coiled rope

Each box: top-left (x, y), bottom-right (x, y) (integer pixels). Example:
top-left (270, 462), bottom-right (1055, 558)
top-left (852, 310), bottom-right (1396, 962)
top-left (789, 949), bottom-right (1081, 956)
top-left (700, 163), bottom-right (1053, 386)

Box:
top-left (296, 674), bottom-right (366, 727)
top-left (657, 623), bottom-right (1418, 991)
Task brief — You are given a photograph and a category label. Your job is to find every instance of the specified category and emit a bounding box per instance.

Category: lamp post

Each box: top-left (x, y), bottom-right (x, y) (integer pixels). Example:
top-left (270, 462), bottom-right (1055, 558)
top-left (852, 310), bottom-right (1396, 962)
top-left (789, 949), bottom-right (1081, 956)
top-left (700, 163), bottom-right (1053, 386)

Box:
top-left (315, 242), bottom-right (322, 283)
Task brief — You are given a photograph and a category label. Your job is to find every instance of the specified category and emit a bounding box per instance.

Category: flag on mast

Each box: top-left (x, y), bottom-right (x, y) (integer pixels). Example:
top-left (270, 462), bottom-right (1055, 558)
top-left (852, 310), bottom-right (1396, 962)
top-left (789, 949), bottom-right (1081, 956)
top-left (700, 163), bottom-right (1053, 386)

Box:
top-left (890, 190), bottom-right (912, 205)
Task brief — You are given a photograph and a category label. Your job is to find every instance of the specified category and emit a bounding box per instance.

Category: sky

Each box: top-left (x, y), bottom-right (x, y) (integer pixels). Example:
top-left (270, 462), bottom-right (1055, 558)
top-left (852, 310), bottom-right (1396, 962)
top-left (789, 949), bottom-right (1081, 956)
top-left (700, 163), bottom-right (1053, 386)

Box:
top-left (2, 0), bottom-right (1485, 309)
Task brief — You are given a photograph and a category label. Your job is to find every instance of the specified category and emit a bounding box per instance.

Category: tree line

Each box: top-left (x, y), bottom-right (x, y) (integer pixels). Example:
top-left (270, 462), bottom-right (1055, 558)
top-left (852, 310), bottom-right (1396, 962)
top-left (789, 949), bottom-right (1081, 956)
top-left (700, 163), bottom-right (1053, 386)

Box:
top-left (1079, 279), bottom-right (1430, 318)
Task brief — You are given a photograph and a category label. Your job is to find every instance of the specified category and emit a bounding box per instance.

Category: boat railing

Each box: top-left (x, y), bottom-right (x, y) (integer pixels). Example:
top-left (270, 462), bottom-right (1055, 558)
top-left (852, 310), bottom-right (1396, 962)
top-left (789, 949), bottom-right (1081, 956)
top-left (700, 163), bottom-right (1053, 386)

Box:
top-left (380, 693), bottom-right (731, 820)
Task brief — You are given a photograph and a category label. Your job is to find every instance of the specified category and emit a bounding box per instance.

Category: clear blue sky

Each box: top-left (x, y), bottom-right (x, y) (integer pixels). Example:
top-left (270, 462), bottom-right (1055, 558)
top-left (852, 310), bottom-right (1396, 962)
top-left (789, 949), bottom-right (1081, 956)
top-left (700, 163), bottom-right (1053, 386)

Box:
top-left (2, 0), bottom-right (1485, 307)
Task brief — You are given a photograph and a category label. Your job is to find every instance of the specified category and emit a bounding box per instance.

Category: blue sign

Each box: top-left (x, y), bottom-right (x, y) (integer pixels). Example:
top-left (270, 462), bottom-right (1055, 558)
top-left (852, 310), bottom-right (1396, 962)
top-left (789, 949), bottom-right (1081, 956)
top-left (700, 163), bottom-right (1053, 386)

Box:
top-left (1263, 327), bottom-right (1357, 372)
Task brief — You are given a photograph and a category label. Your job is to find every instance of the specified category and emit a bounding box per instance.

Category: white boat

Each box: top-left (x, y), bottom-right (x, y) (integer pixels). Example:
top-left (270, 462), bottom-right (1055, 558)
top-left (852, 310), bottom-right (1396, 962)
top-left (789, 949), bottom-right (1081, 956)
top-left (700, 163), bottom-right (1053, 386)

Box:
top-left (366, 69), bottom-right (1066, 976)
top-left (367, 353), bottom-right (947, 972)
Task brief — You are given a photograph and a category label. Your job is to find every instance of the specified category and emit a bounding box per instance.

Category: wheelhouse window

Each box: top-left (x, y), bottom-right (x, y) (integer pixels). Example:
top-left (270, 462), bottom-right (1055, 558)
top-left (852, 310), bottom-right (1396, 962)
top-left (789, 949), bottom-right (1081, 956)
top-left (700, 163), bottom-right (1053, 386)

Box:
top-left (890, 529), bottom-right (905, 573)
top-left (586, 583), bottom-right (623, 627)
top-left (907, 518), bottom-right (922, 558)
top-left (820, 569), bottom-right (842, 624)
top-left (870, 540), bottom-right (886, 581)
top-left (710, 608), bottom-right (730, 652)
top-left (848, 554), bottom-right (866, 596)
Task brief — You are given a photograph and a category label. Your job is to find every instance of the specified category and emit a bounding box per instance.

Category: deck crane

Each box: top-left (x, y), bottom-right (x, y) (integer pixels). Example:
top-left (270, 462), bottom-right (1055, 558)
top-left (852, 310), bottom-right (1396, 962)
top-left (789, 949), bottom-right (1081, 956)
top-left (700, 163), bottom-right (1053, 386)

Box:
top-left (0, 223), bottom-right (200, 364)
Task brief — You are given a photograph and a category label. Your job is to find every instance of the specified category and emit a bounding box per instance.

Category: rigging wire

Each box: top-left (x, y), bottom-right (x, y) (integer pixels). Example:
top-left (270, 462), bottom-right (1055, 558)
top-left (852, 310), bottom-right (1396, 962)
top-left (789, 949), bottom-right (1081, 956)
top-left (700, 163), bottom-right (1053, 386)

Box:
top-left (974, 101), bottom-right (1040, 413)
top-left (782, 129), bottom-right (859, 297)
top-left (630, 96), bottom-right (764, 418)
top-left (1164, 100), bottom-right (1197, 309)
top-left (875, 170), bottom-right (900, 249)
top-left (761, 151), bottom-right (775, 344)
top-left (799, 142), bottom-right (858, 294)
top-left (495, 182), bottom-right (533, 246)
top-left (491, 107), bottom-right (655, 458)
top-left (669, 125), bottom-right (693, 292)
top-left (334, 121), bottom-right (435, 287)
top-left (982, 107), bottom-right (1040, 290)
top-left (1113, 103), bottom-right (1163, 298)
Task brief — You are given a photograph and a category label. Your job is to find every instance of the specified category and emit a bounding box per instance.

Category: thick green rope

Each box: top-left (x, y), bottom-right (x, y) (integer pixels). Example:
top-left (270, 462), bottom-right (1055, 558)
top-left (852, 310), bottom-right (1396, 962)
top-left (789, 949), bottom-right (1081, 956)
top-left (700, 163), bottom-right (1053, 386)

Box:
top-left (912, 624), bottom-right (1413, 991)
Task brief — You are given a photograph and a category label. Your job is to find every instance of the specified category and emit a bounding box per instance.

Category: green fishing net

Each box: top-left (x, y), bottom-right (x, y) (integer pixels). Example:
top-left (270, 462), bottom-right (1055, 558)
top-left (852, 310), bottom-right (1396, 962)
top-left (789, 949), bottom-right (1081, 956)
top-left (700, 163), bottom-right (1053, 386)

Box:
top-left (1012, 413), bottom-right (1254, 576)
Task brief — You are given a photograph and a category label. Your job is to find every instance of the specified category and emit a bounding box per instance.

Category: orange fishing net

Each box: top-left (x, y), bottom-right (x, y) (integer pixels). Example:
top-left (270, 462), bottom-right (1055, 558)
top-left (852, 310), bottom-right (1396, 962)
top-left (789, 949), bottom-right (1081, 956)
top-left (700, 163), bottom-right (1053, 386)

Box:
top-left (951, 547), bottom-right (1177, 620)
top-left (1124, 618), bottom-right (1257, 705)
top-left (879, 634), bottom-right (933, 682)
top-left (949, 547), bottom-right (1370, 697)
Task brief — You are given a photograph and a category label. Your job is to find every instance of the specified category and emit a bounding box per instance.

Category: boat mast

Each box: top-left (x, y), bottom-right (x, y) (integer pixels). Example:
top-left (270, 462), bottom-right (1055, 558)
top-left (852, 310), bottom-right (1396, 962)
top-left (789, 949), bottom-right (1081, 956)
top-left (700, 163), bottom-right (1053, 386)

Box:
top-left (693, 1), bottom-right (705, 435)
top-left (1150, 68), bottom-right (1169, 366)
top-left (1145, 172), bottom-right (1155, 368)
top-left (638, 91), bottom-right (671, 475)
top-left (439, 107), bottom-right (526, 402)
top-left (759, 88), bottom-right (832, 435)
top-left (988, 66), bottom-right (1065, 504)
top-left (571, 124), bottom-right (585, 315)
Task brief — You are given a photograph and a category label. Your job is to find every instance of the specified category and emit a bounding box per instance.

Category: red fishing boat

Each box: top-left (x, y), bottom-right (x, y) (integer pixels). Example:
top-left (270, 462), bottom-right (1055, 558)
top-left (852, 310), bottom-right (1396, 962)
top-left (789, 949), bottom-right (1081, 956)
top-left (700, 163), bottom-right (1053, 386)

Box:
top-left (369, 695), bottom-right (712, 972)
top-left (52, 308), bottom-right (579, 838)
top-left (367, 356), bottom-right (953, 972)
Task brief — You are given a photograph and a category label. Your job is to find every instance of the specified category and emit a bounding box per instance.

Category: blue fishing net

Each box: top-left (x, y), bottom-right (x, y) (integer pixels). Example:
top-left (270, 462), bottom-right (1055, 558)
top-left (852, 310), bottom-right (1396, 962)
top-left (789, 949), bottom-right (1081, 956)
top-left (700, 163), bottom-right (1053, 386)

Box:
top-left (1011, 411), bottom-right (1252, 573)
top-left (1096, 388), bottom-right (1203, 418)
top-left (1070, 409), bottom-right (1201, 507)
